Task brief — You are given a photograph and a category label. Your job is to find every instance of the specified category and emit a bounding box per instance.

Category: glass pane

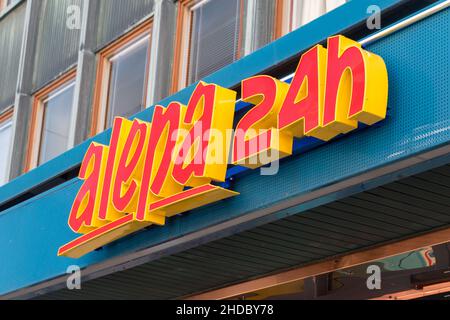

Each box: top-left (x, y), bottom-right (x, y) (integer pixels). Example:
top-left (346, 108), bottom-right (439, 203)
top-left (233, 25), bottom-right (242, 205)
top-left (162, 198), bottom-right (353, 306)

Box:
top-left (298, 0), bottom-right (326, 28)
top-left (0, 119), bottom-right (12, 186)
top-left (106, 35), bottom-right (150, 128)
top-left (325, 0), bottom-right (347, 13)
top-left (39, 83), bottom-right (75, 165)
top-left (188, 0), bottom-right (242, 84)
top-left (291, 0), bottom-right (347, 30)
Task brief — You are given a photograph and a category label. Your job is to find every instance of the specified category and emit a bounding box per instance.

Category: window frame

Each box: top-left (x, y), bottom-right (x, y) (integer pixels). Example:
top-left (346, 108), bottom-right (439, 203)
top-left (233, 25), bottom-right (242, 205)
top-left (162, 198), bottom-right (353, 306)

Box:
top-left (0, 107), bottom-right (14, 185)
top-left (25, 69), bottom-right (77, 172)
top-left (171, 0), bottom-right (246, 93)
top-left (90, 19), bottom-right (153, 136)
top-left (0, 107), bottom-right (13, 124)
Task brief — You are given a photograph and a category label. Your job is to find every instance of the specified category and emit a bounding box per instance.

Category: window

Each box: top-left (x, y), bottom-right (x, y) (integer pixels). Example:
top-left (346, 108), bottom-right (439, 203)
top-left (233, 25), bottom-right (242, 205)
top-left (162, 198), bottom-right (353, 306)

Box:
top-left (0, 108), bottom-right (13, 186)
top-left (26, 70), bottom-right (76, 171)
top-left (277, 0), bottom-right (347, 36)
top-left (92, 20), bottom-right (152, 134)
top-left (172, 0), bottom-right (245, 91)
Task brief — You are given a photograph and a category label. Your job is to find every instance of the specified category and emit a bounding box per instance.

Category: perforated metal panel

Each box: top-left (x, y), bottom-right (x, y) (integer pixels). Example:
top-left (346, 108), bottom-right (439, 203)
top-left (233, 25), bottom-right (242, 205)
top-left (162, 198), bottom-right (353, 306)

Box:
top-left (95, 0), bottom-right (154, 51)
top-left (0, 3), bottom-right (25, 111)
top-left (37, 163), bottom-right (450, 300)
top-left (32, 0), bottom-right (82, 91)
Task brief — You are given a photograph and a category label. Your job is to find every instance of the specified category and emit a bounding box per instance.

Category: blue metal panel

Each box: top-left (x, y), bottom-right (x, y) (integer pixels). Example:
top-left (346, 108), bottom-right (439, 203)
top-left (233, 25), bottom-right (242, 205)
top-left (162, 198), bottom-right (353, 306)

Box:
top-left (1, 1), bottom-right (449, 295)
top-left (20, 164), bottom-right (450, 300)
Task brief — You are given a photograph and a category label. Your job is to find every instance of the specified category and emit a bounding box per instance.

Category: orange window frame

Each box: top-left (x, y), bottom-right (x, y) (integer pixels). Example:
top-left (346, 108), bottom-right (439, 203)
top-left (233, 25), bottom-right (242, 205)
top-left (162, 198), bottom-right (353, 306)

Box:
top-left (0, 0), bottom-right (8, 12)
top-left (0, 107), bottom-right (13, 126)
top-left (171, 0), bottom-right (246, 93)
top-left (273, 0), bottom-right (291, 39)
top-left (25, 69), bottom-right (77, 172)
top-left (0, 107), bottom-right (14, 184)
top-left (90, 19), bottom-right (153, 136)
top-left (276, 0), bottom-right (348, 37)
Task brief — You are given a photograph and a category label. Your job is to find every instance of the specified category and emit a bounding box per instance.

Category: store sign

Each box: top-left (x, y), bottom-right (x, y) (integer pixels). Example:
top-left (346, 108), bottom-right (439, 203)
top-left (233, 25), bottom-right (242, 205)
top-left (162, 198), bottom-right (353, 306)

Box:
top-left (59, 35), bottom-right (388, 258)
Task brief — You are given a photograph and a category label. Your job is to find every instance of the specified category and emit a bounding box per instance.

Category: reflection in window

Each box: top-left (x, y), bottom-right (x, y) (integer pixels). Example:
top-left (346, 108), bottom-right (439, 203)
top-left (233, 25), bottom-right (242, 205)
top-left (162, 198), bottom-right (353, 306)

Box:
top-left (288, 0), bottom-right (347, 32)
top-left (331, 247), bottom-right (438, 292)
top-left (187, 0), bottom-right (243, 85)
top-left (0, 116), bottom-right (12, 186)
top-left (222, 244), bottom-right (450, 300)
top-left (105, 34), bottom-right (151, 128)
top-left (39, 82), bottom-right (75, 165)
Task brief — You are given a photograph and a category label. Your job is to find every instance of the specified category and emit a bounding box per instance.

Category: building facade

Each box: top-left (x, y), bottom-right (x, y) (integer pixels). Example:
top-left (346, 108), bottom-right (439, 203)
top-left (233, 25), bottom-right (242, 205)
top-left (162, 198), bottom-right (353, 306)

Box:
top-left (0, 0), bottom-right (449, 299)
